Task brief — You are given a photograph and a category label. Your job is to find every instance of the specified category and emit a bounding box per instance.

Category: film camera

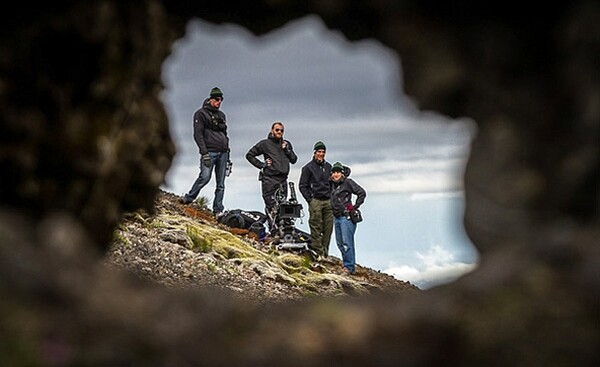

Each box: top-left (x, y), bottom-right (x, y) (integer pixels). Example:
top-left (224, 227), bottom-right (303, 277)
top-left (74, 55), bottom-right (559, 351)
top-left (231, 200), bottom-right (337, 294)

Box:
top-left (269, 182), bottom-right (312, 253)
top-left (278, 202), bottom-right (302, 219)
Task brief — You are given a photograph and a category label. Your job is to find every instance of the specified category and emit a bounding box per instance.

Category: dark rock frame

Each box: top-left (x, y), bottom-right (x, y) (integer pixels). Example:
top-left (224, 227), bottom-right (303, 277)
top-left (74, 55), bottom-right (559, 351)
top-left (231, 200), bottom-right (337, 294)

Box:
top-left (1, 1), bottom-right (597, 365)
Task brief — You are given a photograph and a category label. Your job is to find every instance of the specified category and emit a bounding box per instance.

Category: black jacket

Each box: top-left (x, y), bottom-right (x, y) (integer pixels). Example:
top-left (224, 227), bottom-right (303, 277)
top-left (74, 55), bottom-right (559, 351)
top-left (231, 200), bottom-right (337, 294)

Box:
top-left (299, 158), bottom-right (332, 202)
top-left (330, 176), bottom-right (366, 218)
top-left (246, 133), bottom-right (297, 177)
top-left (193, 98), bottom-right (229, 155)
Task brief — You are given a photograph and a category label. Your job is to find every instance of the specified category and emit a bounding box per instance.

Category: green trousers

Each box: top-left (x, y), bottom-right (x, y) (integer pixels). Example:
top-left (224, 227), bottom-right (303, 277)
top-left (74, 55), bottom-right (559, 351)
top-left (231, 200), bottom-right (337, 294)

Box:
top-left (308, 198), bottom-right (334, 257)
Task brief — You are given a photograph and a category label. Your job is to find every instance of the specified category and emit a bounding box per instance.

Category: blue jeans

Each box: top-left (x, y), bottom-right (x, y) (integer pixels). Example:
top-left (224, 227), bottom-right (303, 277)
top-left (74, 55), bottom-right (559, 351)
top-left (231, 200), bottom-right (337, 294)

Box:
top-left (334, 216), bottom-right (357, 273)
top-left (183, 151), bottom-right (228, 213)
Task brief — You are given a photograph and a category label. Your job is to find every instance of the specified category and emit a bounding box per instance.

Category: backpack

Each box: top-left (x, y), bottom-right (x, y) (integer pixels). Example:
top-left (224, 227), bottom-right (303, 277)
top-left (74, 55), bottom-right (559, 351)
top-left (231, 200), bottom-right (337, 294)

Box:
top-left (218, 209), bottom-right (268, 239)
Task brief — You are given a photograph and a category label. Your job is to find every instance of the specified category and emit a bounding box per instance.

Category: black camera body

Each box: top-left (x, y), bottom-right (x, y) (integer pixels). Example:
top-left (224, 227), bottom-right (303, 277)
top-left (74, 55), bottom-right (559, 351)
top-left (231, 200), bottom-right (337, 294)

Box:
top-left (278, 203), bottom-right (302, 219)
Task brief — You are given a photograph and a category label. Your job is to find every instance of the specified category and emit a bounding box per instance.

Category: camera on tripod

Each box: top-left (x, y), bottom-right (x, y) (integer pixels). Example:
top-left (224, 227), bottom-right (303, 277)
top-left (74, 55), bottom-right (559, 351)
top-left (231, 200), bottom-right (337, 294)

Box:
top-left (269, 182), bottom-right (312, 253)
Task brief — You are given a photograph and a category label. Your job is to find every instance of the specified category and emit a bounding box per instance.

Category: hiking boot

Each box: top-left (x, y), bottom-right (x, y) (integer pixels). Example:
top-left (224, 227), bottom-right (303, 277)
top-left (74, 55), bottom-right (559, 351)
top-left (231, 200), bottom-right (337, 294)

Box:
top-left (179, 197), bottom-right (192, 205)
top-left (344, 267), bottom-right (356, 276)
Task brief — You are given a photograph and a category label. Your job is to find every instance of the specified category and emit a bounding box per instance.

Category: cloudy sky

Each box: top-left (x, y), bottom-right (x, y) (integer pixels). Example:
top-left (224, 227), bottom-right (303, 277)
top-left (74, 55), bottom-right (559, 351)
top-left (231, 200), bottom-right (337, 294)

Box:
top-left (160, 15), bottom-right (479, 289)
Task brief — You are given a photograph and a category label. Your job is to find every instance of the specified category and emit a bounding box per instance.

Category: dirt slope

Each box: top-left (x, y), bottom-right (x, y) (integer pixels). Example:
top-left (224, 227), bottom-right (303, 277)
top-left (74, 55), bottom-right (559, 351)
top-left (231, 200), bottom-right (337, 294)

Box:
top-left (107, 190), bottom-right (419, 303)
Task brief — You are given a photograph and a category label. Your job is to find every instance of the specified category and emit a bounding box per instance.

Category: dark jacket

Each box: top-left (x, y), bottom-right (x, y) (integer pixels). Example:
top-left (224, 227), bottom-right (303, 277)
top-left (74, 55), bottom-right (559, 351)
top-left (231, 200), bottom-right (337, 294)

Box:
top-left (299, 158), bottom-right (332, 202)
top-left (193, 98), bottom-right (229, 155)
top-left (330, 176), bottom-right (366, 218)
top-left (246, 133), bottom-right (297, 177)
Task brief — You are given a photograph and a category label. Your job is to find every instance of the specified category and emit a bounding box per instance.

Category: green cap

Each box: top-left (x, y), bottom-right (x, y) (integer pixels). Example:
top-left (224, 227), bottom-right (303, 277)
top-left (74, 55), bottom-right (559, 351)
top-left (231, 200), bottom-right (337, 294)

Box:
top-left (210, 87), bottom-right (223, 98)
top-left (313, 141), bottom-right (326, 151)
top-left (331, 161), bottom-right (344, 173)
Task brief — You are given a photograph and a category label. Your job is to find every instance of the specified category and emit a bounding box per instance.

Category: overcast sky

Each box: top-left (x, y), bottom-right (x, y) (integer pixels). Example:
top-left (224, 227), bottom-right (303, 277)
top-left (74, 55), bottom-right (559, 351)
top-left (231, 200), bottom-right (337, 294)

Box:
top-left (161, 16), bottom-right (479, 289)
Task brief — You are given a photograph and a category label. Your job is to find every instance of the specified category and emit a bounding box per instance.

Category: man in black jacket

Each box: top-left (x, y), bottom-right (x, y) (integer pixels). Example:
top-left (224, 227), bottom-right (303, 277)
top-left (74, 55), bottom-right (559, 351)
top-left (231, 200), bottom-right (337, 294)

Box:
top-left (246, 122), bottom-right (297, 215)
top-left (299, 141), bottom-right (333, 258)
top-left (180, 87), bottom-right (230, 217)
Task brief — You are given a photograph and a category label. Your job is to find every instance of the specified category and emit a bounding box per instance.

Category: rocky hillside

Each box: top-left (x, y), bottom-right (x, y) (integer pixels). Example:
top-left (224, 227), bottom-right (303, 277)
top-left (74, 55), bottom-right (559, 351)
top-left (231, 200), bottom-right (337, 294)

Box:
top-left (107, 190), bottom-right (419, 303)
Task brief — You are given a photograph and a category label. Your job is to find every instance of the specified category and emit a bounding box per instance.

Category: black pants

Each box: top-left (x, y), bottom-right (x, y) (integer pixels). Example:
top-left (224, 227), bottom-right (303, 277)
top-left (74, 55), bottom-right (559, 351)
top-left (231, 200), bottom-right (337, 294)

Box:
top-left (261, 174), bottom-right (288, 213)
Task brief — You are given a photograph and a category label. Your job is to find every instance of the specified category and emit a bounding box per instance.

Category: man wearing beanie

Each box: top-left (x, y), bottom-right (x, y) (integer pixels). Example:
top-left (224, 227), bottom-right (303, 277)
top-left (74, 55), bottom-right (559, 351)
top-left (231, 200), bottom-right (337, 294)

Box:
top-left (329, 161), bottom-right (366, 275)
top-left (180, 86), bottom-right (230, 217)
top-left (299, 141), bottom-right (333, 258)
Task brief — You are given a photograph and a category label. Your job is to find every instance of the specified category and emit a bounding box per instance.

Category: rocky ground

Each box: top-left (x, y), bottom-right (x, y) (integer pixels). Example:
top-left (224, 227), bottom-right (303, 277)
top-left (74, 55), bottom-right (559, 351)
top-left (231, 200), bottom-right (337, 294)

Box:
top-left (107, 190), bottom-right (419, 303)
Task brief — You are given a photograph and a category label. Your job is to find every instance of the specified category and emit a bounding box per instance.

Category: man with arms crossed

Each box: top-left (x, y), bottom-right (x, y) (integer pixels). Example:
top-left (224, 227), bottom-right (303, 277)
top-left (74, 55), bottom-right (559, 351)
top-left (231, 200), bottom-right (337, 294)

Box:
top-left (299, 141), bottom-right (333, 258)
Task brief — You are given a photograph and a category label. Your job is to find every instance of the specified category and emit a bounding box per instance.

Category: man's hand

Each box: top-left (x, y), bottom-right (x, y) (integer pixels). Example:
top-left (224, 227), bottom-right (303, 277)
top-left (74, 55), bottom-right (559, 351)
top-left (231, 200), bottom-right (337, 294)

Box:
top-left (202, 154), bottom-right (212, 167)
top-left (265, 158), bottom-right (272, 167)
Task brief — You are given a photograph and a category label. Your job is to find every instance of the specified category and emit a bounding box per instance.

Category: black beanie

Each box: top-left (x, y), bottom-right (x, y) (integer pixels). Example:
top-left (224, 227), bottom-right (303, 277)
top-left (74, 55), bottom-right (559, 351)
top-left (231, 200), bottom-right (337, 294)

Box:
top-left (313, 141), bottom-right (326, 151)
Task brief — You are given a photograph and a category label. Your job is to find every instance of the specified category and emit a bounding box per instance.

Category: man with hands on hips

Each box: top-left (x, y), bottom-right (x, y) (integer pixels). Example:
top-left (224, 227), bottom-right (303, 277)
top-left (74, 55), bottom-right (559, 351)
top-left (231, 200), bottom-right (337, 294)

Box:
top-left (245, 121), bottom-right (297, 216)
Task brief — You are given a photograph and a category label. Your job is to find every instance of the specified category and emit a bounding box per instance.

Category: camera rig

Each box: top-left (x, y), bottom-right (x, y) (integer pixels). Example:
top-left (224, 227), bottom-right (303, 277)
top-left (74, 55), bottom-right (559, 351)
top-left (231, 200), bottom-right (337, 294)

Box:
top-left (268, 182), bottom-right (313, 255)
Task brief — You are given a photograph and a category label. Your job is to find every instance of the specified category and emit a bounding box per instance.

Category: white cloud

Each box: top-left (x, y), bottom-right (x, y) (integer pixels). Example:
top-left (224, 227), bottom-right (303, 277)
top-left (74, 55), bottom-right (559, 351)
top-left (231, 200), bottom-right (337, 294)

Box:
top-left (354, 159), bottom-right (465, 194)
top-left (409, 191), bottom-right (464, 201)
top-left (383, 245), bottom-right (478, 289)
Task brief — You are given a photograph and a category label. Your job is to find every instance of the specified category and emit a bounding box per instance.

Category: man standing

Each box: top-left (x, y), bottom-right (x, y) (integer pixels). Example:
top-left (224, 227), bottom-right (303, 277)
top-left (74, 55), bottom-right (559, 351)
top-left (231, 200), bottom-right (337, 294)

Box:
top-left (246, 122), bottom-right (297, 216)
top-left (180, 87), bottom-right (230, 217)
top-left (299, 141), bottom-right (333, 258)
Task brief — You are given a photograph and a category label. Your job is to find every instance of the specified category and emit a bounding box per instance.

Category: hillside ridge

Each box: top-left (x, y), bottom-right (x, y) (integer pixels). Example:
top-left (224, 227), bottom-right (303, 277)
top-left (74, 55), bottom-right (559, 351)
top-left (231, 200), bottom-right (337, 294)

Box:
top-left (108, 190), bottom-right (419, 302)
